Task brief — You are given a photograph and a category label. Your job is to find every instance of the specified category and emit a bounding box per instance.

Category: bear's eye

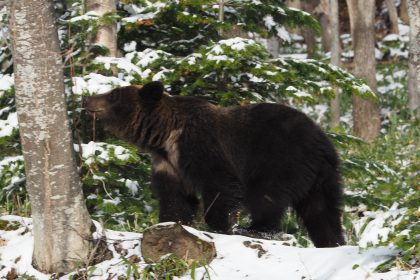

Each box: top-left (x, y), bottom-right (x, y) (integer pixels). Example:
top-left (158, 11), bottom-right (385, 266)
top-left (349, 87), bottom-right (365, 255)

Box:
top-left (109, 90), bottom-right (120, 102)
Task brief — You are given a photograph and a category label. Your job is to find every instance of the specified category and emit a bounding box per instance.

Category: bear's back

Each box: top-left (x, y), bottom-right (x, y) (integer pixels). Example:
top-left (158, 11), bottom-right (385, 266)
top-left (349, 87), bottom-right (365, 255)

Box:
top-left (218, 103), bottom-right (338, 182)
top-left (168, 96), bottom-right (337, 172)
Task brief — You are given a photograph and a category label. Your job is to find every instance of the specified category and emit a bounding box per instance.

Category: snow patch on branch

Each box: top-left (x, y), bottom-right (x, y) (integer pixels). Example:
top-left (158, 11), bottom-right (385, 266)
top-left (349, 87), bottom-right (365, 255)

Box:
top-left (72, 73), bottom-right (129, 95)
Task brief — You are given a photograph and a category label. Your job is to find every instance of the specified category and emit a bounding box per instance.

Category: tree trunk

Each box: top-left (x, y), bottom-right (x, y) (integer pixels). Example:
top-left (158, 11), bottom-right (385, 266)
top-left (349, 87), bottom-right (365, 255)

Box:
top-left (266, 37), bottom-right (280, 58)
top-left (386, 0), bottom-right (399, 34)
top-left (407, 0), bottom-right (420, 118)
top-left (302, 0), bottom-right (319, 57)
top-left (301, 0), bottom-right (332, 55)
top-left (287, 0), bottom-right (301, 9)
top-left (399, 0), bottom-right (409, 25)
top-left (317, 0), bottom-right (332, 52)
top-left (287, 0), bottom-right (304, 45)
top-left (85, 0), bottom-right (118, 57)
top-left (346, 0), bottom-right (381, 142)
top-left (329, 0), bottom-right (341, 128)
top-left (10, 0), bottom-right (94, 273)
top-left (346, 0), bottom-right (355, 34)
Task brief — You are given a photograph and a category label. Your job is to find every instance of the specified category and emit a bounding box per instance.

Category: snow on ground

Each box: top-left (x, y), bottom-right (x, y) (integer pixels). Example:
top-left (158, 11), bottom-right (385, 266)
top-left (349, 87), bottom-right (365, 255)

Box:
top-left (0, 74), bottom-right (13, 93)
top-left (0, 112), bottom-right (18, 138)
top-left (0, 216), bottom-right (418, 280)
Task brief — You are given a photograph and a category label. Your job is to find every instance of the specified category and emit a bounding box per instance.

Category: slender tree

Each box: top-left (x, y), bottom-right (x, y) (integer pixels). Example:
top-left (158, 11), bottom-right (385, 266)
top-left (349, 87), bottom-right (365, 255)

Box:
top-left (407, 0), bottom-right (420, 118)
top-left (10, 0), bottom-right (94, 273)
top-left (300, 0), bottom-right (331, 56)
top-left (346, 0), bottom-right (381, 141)
top-left (301, 0), bottom-right (318, 57)
top-left (399, 0), bottom-right (409, 25)
top-left (329, 0), bottom-right (341, 128)
top-left (386, 0), bottom-right (399, 34)
top-left (318, 0), bottom-right (332, 52)
top-left (85, 0), bottom-right (118, 57)
top-left (266, 37), bottom-right (280, 57)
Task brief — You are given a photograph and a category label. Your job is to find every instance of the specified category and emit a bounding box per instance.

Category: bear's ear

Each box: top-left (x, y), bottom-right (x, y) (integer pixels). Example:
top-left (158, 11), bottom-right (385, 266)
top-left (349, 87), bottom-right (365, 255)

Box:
top-left (138, 81), bottom-right (164, 103)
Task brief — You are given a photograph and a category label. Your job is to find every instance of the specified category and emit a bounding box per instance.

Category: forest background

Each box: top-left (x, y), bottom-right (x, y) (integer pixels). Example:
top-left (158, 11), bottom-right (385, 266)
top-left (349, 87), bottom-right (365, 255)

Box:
top-left (0, 0), bottom-right (418, 278)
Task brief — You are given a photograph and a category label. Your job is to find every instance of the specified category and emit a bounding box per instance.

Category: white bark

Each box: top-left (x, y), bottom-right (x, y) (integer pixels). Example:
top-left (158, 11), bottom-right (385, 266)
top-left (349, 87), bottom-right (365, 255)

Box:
top-left (329, 0), bottom-right (341, 128)
top-left (85, 0), bottom-right (118, 57)
top-left (386, 0), bottom-right (399, 34)
top-left (218, 0), bottom-right (225, 36)
top-left (407, 0), bottom-right (420, 118)
top-left (266, 37), bottom-right (280, 58)
top-left (10, 0), bottom-right (93, 273)
top-left (219, 0), bottom-right (224, 22)
top-left (347, 0), bottom-right (381, 141)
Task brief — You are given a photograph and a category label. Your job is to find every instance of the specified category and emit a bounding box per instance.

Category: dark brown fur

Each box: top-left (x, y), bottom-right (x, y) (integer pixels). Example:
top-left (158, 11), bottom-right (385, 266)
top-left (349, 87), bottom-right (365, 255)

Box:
top-left (83, 81), bottom-right (345, 247)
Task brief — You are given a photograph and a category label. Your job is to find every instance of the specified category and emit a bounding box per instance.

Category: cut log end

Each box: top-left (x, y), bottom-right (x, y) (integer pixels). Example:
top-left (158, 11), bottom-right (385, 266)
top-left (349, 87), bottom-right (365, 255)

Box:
top-left (141, 222), bottom-right (216, 265)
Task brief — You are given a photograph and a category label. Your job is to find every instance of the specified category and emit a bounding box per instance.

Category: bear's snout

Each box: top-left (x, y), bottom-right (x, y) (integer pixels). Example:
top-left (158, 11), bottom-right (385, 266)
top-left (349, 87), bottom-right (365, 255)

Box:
top-left (81, 95), bottom-right (109, 118)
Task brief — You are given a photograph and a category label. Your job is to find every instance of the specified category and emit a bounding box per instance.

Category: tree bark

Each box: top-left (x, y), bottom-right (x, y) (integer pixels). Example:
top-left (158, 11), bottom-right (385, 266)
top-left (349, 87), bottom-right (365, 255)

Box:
top-left (346, 0), bottom-right (381, 142)
top-left (85, 0), bottom-right (118, 57)
top-left (301, 0), bottom-right (332, 55)
top-left (317, 0), bottom-right (332, 52)
top-left (266, 37), bottom-right (280, 58)
top-left (301, 0), bottom-right (319, 57)
top-left (287, 0), bottom-right (301, 9)
top-left (329, 0), bottom-right (341, 128)
top-left (386, 0), bottom-right (399, 34)
top-left (10, 0), bottom-right (94, 273)
top-left (346, 0), bottom-right (355, 34)
top-left (407, 0), bottom-right (420, 118)
top-left (399, 0), bottom-right (409, 25)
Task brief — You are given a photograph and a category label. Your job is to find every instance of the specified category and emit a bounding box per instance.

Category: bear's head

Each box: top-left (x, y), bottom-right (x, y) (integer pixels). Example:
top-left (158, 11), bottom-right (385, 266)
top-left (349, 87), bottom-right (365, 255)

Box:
top-left (82, 81), bottom-right (166, 143)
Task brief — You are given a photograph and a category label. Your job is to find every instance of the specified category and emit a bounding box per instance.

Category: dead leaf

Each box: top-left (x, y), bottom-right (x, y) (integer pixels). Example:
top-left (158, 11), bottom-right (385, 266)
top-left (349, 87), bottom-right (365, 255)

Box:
top-left (243, 241), bottom-right (267, 258)
top-left (6, 267), bottom-right (17, 280)
top-left (128, 255), bottom-right (141, 263)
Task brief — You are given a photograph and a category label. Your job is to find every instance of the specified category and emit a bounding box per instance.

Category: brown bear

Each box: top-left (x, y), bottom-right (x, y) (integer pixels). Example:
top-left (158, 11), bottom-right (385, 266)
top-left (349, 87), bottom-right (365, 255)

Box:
top-left (83, 81), bottom-right (345, 247)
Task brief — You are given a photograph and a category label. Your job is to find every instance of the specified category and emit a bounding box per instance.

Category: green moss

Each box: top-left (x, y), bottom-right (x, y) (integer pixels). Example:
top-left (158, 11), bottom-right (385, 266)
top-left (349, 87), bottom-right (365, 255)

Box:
top-left (0, 219), bottom-right (20, 231)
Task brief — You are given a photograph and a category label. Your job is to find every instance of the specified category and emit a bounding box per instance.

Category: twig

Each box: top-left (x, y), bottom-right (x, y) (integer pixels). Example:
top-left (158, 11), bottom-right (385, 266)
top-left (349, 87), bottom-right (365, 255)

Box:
top-left (203, 192), bottom-right (221, 218)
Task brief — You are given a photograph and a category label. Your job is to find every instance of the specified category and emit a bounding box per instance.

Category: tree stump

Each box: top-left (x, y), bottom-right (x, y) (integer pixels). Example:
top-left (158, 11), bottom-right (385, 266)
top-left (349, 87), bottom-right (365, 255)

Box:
top-left (141, 223), bottom-right (216, 265)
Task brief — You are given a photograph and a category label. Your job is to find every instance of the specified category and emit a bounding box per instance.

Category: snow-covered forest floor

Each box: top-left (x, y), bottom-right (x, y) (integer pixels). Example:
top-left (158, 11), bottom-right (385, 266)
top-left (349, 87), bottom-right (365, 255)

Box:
top-left (1, 1), bottom-right (419, 279)
top-left (0, 215), bottom-right (418, 280)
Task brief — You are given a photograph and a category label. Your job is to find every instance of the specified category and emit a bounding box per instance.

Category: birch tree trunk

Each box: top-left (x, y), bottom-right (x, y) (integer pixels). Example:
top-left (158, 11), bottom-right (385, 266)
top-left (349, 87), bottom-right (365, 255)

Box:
top-left (346, 0), bottom-right (381, 142)
top-left (407, 0), bottom-right (420, 118)
top-left (10, 0), bottom-right (94, 273)
top-left (386, 0), bottom-right (399, 34)
top-left (329, 0), bottom-right (341, 128)
top-left (85, 0), bottom-right (118, 57)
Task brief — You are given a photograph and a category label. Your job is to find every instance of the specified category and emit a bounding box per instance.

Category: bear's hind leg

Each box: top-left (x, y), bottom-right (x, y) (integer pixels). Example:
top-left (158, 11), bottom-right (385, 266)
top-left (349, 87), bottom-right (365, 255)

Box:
top-left (294, 176), bottom-right (345, 247)
top-left (246, 191), bottom-right (289, 233)
top-left (202, 185), bottom-right (241, 233)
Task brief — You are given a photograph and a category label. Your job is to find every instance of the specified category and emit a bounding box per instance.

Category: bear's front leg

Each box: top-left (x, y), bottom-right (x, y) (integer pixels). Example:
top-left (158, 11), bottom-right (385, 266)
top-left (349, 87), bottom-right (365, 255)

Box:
top-left (179, 151), bottom-right (243, 233)
top-left (151, 156), bottom-right (199, 225)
